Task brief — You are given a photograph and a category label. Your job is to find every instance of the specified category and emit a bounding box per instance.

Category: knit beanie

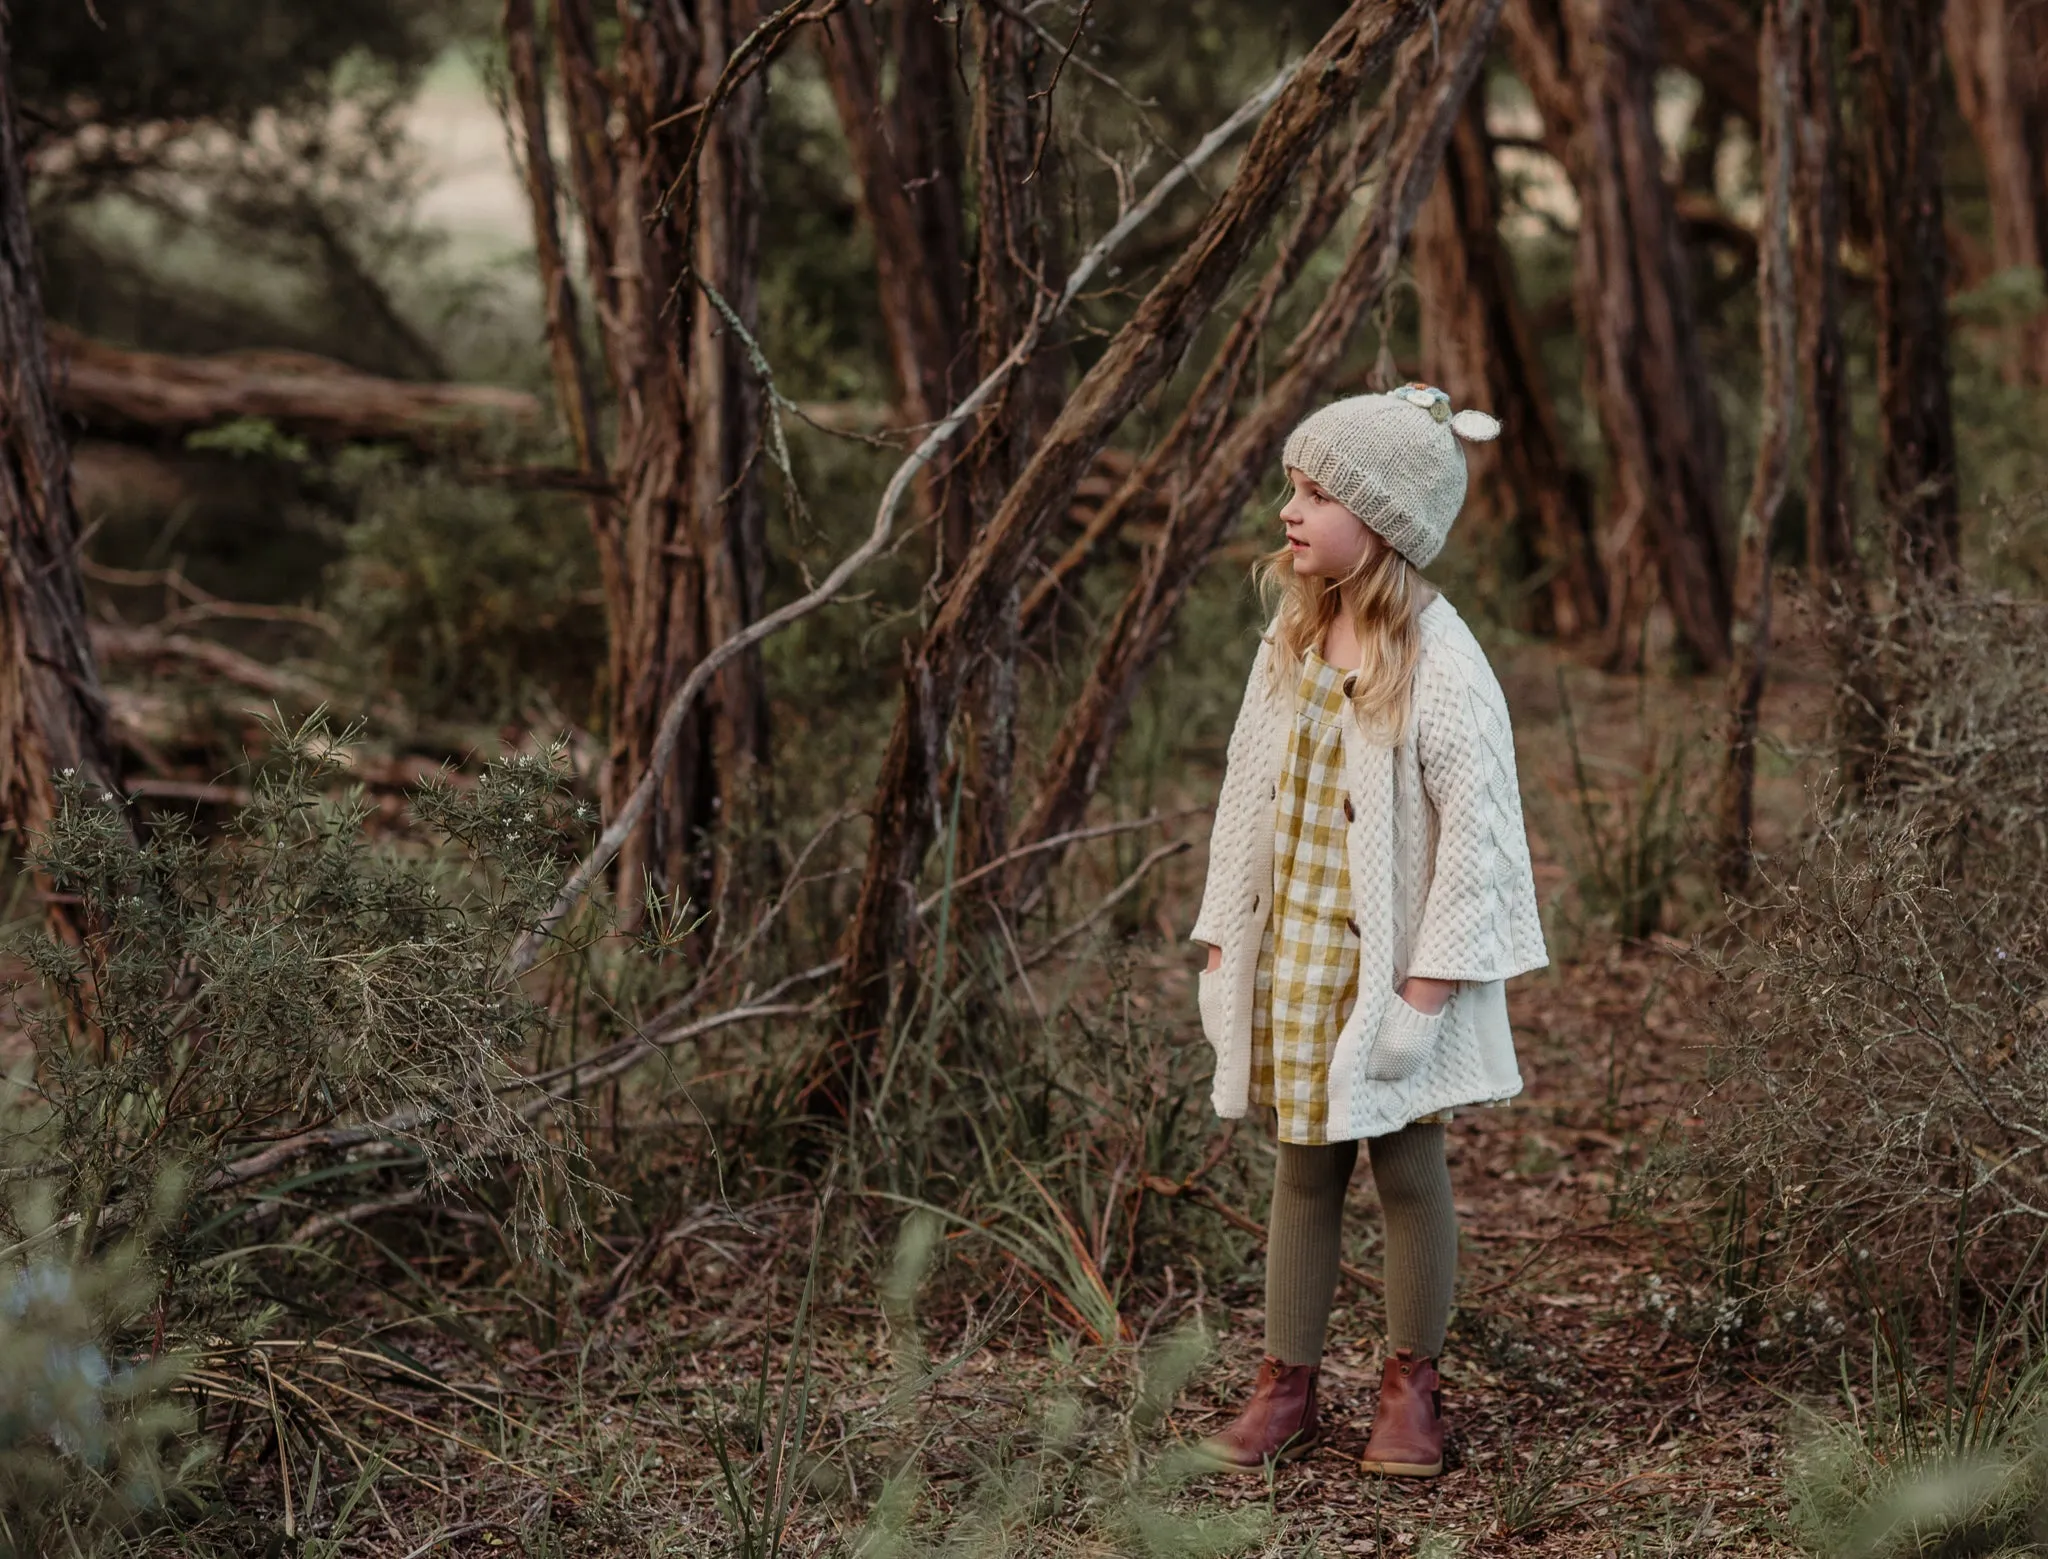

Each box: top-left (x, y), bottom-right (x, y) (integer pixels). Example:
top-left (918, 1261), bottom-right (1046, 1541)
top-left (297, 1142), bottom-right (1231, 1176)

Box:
top-left (1281, 384), bottom-right (1501, 568)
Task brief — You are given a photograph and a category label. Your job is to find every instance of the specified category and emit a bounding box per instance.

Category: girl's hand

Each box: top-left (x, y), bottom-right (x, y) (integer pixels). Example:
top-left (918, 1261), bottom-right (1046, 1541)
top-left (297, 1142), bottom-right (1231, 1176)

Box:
top-left (1397, 976), bottom-right (1455, 1015)
top-left (1201, 943), bottom-right (1222, 973)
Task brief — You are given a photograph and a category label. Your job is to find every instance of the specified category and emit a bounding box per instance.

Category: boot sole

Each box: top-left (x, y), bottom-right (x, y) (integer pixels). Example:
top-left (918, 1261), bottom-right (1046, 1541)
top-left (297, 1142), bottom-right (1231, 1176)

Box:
top-left (1359, 1455), bottom-right (1443, 1477)
top-left (1193, 1432), bottom-right (1322, 1472)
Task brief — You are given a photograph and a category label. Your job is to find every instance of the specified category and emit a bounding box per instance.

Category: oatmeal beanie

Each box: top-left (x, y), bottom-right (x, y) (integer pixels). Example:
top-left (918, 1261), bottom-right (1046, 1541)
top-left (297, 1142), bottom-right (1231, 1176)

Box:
top-left (1281, 384), bottom-right (1501, 568)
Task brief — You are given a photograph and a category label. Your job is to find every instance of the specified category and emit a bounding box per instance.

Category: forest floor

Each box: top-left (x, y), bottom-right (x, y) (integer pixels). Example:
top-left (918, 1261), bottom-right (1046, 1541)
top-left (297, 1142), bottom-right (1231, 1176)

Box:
top-left (599, 943), bottom-right (1800, 1557)
top-left (384, 958), bottom-right (1809, 1557)
top-left (304, 949), bottom-right (1798, 1558)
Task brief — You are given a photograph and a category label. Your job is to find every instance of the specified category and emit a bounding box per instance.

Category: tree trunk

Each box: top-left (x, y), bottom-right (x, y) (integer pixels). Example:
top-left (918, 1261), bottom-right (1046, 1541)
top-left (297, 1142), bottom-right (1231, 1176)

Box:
top-left (685, 0), bottom-right (773, 894)
top-left (818, 0), bottom-right (971, 544)
top-left (1855, 0), bottom-right (1962, 588)
top-left (1506, 0), bottom-right (1734, 670)
top-left (1414, 87), bottom-right (1605, 638)
top-left (0, 9), bottom-right (124, 851)
top-left (540, 0), bottom-right (772, 923)
top-left (1716, 0), bottom-right (1800, 894)
top-left (829, 0), bottom-right (1435, 1063)
top-left (1005, 0), bottom-right (1506, 916)
top-left (1789, 0), bottom-right (1883, 785)
top-left (949, 1), bottom-right (1067, 882)
top-left (1945, 0), bottom-right (2048, 384)
top-left (1657, 0), bottom-right (1761, 124)
top-left (502, 0), bottom-right (607, 485)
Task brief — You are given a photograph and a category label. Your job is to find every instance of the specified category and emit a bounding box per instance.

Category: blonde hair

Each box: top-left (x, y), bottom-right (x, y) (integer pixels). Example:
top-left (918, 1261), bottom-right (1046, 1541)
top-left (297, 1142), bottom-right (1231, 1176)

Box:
top-left (1253, 518), bottom-right (1428, 742)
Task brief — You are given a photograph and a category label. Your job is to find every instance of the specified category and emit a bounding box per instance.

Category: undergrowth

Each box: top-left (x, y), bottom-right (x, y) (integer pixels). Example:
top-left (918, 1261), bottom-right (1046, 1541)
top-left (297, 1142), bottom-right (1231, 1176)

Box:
top-left (0, 712), bottom-right (594, 1550)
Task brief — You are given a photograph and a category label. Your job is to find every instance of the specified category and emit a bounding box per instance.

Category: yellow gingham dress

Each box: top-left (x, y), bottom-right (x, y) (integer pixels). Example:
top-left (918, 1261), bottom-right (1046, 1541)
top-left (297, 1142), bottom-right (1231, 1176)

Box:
top-left (1249, 650), bottom-right (1360, 1145)
top-left (1250, 649), bottom-right (1450, 1144)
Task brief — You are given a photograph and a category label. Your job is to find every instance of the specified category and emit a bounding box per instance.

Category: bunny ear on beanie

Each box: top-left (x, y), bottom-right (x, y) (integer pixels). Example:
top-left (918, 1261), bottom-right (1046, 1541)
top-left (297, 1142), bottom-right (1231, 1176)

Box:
top-left (1450, 408), bottom-right (1501, 443)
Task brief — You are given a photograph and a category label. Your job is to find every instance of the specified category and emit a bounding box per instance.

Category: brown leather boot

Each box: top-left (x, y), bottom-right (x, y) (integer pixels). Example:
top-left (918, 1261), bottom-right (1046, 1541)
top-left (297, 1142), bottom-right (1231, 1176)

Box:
top-left (1192, 1355), bottom-right (1321, 1470)
top-left (1359, 1349), bottom-right (1444, 1477)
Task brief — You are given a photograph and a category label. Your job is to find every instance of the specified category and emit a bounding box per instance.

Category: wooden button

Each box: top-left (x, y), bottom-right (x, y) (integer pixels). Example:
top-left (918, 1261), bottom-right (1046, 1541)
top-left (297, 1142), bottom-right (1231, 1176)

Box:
top-left (1346, 918), bottom-right (1360, 936)
top-left (1342, 796), bottom-right (1355, 822)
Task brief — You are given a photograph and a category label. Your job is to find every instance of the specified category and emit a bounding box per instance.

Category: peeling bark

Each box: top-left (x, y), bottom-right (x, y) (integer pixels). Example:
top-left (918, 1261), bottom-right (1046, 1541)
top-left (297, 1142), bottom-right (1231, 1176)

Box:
top-left (0, 8), bottom-right (124, 855)
top-left (1717, 0), bottom-right (1800, 894)
top-left (1855, 0), bottom-right (1961, 588)
top-left (949, 0), bottom-right (1064, 880)
top-left (535, 0), bottom-right (773, 920)
top-left (819, 0), bottom-right (971, 541)
top-left (1021, 105), bottom-right (1390, 639)
top-left (1415, 87), bottom-right (1604, 638)
top-left (1007, 0), bottom-right (1506, 915)
top-left (1506, 0), bottom-right (1734, 669)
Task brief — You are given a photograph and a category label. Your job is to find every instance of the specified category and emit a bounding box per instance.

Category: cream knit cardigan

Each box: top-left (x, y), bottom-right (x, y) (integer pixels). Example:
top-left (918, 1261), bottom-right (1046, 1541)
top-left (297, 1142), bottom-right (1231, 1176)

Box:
top-left (1190, 596), bottom-right (1548, 1141)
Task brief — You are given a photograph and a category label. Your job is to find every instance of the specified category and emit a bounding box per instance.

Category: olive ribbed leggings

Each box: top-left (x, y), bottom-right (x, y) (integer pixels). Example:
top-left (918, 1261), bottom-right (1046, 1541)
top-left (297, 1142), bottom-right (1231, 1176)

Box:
top-left (1264, 1122), bottom-right (1456, 1366)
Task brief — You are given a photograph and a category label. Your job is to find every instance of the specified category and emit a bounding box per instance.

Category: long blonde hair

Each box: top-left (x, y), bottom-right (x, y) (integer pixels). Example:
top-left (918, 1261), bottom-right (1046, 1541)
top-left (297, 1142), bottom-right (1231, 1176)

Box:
top-left (1254, 525), bottom-right (1428, 742)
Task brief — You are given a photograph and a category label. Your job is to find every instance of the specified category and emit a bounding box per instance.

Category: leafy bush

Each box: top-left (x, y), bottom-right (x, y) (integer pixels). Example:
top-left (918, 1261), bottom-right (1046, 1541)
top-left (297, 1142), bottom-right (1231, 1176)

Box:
top-left (0, 714), bottom-right (591, 1542)
top-left (324, 453), bottom-right (606, 725)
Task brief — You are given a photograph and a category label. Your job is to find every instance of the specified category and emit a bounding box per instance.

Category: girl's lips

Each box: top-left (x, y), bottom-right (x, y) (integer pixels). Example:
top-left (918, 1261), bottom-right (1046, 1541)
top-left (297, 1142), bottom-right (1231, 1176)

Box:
top-left (1288, 538), bottom-right (1308, 549)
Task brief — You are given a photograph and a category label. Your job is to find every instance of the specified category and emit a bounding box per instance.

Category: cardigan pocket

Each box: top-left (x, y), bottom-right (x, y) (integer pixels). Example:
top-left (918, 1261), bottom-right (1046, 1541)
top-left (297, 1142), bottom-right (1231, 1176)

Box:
top-left (1361, 991), bottom-right (1446, 1082)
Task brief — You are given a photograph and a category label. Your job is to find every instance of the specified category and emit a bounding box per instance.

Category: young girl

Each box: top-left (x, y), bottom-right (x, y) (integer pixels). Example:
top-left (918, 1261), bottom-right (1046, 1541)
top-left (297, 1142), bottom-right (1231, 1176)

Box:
top-left (1188, 385), bottom-right (1548, 1476)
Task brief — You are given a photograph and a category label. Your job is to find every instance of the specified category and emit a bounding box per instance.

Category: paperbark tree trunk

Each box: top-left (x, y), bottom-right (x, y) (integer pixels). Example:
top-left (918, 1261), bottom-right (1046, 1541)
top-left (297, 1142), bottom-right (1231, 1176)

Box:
top-left (830, 0), bottom-right (1434, 1060)
top-left (818, 0), bottom-right (972, 550)
top-left (502, 0), bottom-right (605, 486)
top-left (1657, 0), bottom-right (1761, 124)
top-left (531, 0), bottom-right (772, 922)
top-left (1506, 0), bottom-right (1734, 669)
top-left (1007, 0), bottom-right (1508, 915)
top-left (948, 1), bottom-right (1064, 881)
top-left (1716, 0), bottom-right (1800, 894)
top-left (0, 8), bottom-right (124, 850)
top-left (1945, 0), bottom-right (2048, 384)
top-left (1855, 0), bottom-right (1962, 588)
top-left (1414, 88), bottom-right (1605, 638)
top-left (1788, 0), bottom-right (1883, 785)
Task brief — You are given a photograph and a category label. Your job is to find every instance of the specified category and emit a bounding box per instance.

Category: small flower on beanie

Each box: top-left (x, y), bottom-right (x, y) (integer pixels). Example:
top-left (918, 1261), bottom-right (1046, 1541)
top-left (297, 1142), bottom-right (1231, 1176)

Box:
top-left (1397, 382), bottom-right (1454, 422)
top-left (1398, 382), bottom-right (1501, 443)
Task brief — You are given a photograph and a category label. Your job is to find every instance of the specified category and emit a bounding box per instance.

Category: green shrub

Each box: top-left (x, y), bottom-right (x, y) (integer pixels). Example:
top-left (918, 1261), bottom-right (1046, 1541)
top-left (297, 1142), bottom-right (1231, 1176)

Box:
top-left (324, 451), bottom-right (606, 725)
top-left (0, 713), bottom-right (592, 1543)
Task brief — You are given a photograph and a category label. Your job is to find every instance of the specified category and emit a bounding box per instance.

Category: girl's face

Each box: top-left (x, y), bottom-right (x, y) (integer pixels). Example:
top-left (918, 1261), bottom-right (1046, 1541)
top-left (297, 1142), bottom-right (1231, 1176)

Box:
top-left (1280, 468), bottom-right (1383, 579)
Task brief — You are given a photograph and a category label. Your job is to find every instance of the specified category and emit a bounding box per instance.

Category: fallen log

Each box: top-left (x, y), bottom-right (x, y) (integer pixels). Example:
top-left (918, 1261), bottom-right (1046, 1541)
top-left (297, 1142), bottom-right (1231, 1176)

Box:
top-left (90, 622), bottom-right (330, 702)
top-left (48, 326), bottom-right (540, 448)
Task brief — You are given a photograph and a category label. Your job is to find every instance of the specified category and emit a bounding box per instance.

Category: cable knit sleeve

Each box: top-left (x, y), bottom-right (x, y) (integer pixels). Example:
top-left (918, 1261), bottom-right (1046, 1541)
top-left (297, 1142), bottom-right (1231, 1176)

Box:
top-left (1189, 638), bottom-right (1273, 949)
top-left (1405, 626), bottom-right (1549, 983)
